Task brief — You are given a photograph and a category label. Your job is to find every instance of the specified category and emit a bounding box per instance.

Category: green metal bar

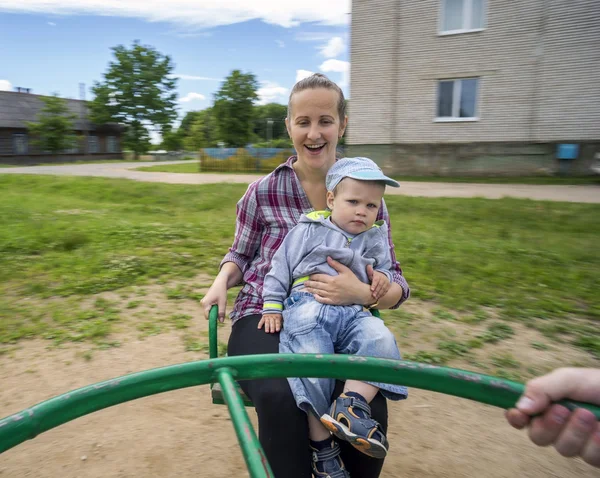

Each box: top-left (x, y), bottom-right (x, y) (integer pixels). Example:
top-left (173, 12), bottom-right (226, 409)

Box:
top-left (2, 354), bottom-right (600, 456)
top-left (208, 305), bottom-right (218, 359)
top-left (217, 368), bottom-right (274, 478)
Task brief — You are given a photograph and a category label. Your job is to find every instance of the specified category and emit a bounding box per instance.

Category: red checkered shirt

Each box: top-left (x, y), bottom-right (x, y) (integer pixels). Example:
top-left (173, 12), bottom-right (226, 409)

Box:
top-left (220, 156), bottom-right (410, 323)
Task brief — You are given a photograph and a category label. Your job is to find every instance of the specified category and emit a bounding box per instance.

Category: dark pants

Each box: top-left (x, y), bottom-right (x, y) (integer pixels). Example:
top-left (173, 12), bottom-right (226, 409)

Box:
top-left (228, 314), bottom-right (388, 478)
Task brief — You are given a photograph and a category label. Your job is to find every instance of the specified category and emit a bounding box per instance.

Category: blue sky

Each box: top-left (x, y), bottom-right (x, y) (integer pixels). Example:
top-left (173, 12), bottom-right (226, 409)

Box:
top-left (0, 1), bottom-right (350, 127)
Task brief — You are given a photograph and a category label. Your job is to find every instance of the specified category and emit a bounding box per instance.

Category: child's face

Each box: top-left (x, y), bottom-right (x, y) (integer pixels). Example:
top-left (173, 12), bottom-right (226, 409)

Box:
top-left (326, 178), bottom-right (385, 235)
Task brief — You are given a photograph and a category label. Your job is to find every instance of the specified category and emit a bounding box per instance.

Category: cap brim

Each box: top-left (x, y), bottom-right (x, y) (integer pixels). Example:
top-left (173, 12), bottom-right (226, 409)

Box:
top-left (347, 170), bottom-right (400, 188)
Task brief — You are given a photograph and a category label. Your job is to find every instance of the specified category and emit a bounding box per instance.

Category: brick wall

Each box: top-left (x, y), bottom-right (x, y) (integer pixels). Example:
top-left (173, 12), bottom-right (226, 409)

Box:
top-left (349, 0), bottom-right (600, 146)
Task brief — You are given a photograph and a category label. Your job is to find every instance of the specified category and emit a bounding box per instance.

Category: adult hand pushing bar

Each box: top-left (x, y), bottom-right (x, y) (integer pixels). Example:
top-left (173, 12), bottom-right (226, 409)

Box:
top-left (506, 368), bottom-right (600, 468)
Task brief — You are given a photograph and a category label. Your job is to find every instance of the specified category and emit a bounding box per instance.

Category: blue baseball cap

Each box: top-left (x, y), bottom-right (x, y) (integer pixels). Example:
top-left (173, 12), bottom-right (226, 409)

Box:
top-left (326, 157), bottom-right (400, 192)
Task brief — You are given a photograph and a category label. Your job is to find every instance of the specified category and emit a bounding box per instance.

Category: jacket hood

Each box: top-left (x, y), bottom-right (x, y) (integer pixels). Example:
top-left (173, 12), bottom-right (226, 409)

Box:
top-left (299, 210), bottom-right (385, 232)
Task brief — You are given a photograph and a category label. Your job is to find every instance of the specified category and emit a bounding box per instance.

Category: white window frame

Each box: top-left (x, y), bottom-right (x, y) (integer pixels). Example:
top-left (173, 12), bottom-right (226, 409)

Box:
top-left (435, 78), bottom-right (480, 122)
top-left (13, 133), bottom-right (28, 155)
top-left (439, 0), bottom-right (486, 36)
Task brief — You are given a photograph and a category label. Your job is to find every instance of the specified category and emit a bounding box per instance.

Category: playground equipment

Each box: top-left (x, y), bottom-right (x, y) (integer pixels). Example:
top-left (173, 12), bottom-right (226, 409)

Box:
top-left (1, 305), bottom-right (599, 478)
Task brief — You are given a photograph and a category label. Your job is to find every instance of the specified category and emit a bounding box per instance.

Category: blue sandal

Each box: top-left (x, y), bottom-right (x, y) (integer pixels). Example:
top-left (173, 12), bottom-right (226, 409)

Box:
top-left (310, 440), bottom-right (350, 478)
top-left (320, 394), bottom-right (389, 459)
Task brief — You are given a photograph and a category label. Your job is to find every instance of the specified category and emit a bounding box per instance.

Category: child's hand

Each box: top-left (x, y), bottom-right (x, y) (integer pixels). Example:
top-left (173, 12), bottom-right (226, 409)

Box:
top-left (258, 313), bottom-right (283, 333)
top-left (371, 271), bottom-right (391, 301)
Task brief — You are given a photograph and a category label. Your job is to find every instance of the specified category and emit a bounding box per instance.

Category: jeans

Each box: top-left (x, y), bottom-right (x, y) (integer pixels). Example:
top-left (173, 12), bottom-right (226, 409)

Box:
top-left (279, 292), bottom-right (408, 417)
top-left (228, 314), bottom-right (389, 478)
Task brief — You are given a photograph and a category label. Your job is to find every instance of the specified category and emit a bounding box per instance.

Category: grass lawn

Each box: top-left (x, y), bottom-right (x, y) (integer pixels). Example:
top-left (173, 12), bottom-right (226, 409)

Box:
top-left (0, 159), bottom-right (134, 168)
top-left (393, 175), bottom-right (600, 185)
top-left (1, 174), bottom-right (599, 379)
top-left (133, 161), bottom-right (600, 185)
top-left (0, 157), bottom-right (181, 168)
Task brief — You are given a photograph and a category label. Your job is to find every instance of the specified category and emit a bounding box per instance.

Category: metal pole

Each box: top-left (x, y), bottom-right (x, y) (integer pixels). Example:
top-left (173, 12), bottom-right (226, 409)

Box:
top-left (79, 83), bottom-right (88, 156)
top-left (218, 369), bottom-right (274, 478)
top-left (208, 305), bottom-right (218, 359)
top-left (267, 118), bottom-right (273, 146)
top-left (3, 353), bottom-right (600, 456)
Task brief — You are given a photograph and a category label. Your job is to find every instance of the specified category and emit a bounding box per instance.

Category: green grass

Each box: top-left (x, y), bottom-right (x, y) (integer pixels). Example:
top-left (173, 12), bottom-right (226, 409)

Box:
top-left (478, 323), bottom-right (515, 344)
top-left (393, 175), bottom-right (600, 185)
top-left (0, 159), bottom-right (139, 168)
top-left (403, 350), bottom-right (448, 365)
top-left (1, 174), bottom-right (599, 360)
top-left (130, 161), bottom-right (600, 185)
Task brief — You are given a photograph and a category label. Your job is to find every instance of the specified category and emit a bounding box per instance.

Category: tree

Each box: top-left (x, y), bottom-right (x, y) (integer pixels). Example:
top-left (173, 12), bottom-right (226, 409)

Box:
top-left (179, 110), bottom-right (201, 136)
top-left (212, 70), bottom-right (259, 147)
top-left (161, 127), bottom-right (184, 151)
top-left (26, 94), bottom-right (77, 154)
top-left (90, 40), bottom-right (178, 159)
top-left (178, 108), bottom-right (219, 150)
top-left (184, 115), bottom-right (206, 151)
top-left (253, 103), bottom-right (289, 145)
top-left (125, 120), bottom-right (152, 155)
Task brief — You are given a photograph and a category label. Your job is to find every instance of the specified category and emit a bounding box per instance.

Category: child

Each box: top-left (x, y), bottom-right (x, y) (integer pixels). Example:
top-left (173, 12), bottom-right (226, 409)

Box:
top-left (260, 157), bottom-right (408, 478)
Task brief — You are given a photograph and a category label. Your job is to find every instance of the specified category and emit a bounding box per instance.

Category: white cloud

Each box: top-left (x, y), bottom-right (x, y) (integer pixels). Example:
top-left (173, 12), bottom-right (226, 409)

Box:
top-left (0, 1), bottom-right (351, 28)
top-left (319, 59), bottom-right (350, 88)
top-left (173, 74), bottom-right (221, 81)
top-left (0, 80), bottom-right (12, 91)
top-left (170, 31), bottom-right (212, 38)
top-left (276, 39), bottom-right (285, 48)
top-left (319, 36), bottom-right (345, 58)
top-left (48, 21), bottom-right (56, 26)
top-left (257, 81), bottom-right (288, 105)
top-left (295, 69), bottom-right (315, 83)
top-left (295, 31), bottom-right (338, 42)
top-left (319, 59), bottom-right (348, 73)
top-left (179, 92), bottom-right (206, 103)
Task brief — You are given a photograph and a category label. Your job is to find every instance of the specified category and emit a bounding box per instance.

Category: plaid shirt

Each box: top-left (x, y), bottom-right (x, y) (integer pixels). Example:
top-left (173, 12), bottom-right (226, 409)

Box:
top-left (221, 156), bottom-right (410, 324)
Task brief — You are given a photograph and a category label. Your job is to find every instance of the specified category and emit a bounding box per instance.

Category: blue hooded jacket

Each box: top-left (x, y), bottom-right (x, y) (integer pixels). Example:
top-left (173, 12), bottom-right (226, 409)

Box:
top-left (262, 210), bottom-right (393, 314)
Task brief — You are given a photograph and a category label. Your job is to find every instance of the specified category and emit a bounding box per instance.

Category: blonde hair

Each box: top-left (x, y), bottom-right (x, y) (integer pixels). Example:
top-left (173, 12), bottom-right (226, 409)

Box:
top-left (287, 73), bottom-right (346, 121)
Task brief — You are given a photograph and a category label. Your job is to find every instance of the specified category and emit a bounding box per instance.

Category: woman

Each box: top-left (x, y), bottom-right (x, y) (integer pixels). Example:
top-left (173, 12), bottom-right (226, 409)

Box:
top-left (201, 73), bottom-right (410, 478)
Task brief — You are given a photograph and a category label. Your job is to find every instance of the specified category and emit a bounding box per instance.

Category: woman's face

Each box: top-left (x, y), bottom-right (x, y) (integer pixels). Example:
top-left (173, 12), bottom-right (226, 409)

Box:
top-left (286, 88), bottom-right (347, 172)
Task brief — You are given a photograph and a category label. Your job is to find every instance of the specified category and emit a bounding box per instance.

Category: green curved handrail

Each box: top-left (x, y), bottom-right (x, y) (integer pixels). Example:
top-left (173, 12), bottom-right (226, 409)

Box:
top-left (2, 353), bottom-right (599, 454)
top-left (2, 306), bottom-right (599, 477)
top-left (208, 302), bottom-right (218, 359)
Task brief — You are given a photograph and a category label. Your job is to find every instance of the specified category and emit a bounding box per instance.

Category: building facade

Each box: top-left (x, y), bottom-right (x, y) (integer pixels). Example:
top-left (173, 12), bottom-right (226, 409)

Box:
top-left (348, 0), bottom-right (600, 175)
top-left (0, 90), bottom-right (124, 165)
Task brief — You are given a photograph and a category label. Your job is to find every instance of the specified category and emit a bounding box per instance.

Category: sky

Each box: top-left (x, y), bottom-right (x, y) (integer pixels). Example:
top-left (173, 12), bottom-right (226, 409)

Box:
top-left (0, 0), bottom-right (351, 128)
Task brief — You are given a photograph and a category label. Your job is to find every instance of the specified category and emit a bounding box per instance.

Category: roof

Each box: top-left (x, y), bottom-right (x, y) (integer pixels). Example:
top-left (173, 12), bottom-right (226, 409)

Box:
top-left (0, 90), bottom-right (97, 130)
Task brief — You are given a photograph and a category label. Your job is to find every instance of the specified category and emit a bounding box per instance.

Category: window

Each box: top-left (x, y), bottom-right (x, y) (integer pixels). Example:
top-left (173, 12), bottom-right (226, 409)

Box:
top-left (106, 136), bottom-right (118, 153)
top-left (13, 134), bottom-right (28, 155)
top-left (440, 0), bottom-right (486, 34)
top-left (0, 136), bottom-right (9, 155)
top-left (64, 144), bottom-right (79, 154)
top-left (88, 136), bottom-right (99, 154)
top-left (436, 78), bottom-right (479, 121)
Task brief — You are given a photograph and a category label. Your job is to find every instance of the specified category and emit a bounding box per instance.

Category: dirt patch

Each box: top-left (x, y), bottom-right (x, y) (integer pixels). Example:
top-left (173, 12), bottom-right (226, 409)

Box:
top-left (384, 299), bottom-right (600, 382)
top-left (2, 316), bottom-right (599, 477)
